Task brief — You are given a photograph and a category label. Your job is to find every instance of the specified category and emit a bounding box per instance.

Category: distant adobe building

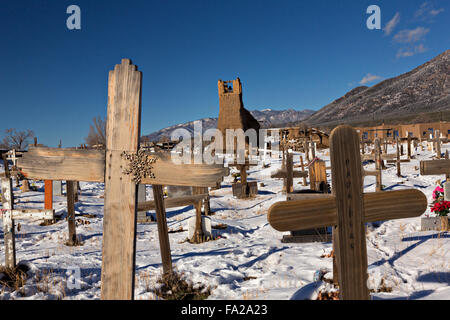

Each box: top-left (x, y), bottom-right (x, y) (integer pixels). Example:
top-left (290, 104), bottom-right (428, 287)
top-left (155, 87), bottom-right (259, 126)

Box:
top-left (216, 78), bottom-right (260, 151)
top-left (354, 121), bottom-right (450, 140)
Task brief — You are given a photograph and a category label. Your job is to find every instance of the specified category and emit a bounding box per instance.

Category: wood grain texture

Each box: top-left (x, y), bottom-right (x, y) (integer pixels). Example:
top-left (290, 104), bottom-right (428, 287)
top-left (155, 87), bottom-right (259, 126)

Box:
top-left (420, 159), bottom-right (450, 175)
top-left (137, 193), bottom-right (208, 211)
top-left (268, 189), bottom-right (426, 232)
top-left (361, 154), bottom-right (396, 161)
top-left (300, 155), bottom-right (307, 186)
top-left (330, 125), bottom-right (369, 300)
top-left (153, 184), bottom-right (173, 275)
top-left (396, 137), bottom-right (401, 177)
top-left (66, 181), bottom-right (77, 245)
top-left (286, 152), bottom-right (293, 193)
top-left (1, 176), bottom-right (16, 268)
top-left (101, 59), bottom-right (141, 300)
top-left (374, 139), bottom-right (382, 192)
top-left (9, 209), bottom-right (54, 220)
top-left (271, 170), bottom-right (308, 179)
top-left (18, 148), bottom-right (105, 182)
top-left (267, 195), bottom-right (337, 231)
top-left (18, 148), bottom-right (228, 187)
top-left (309, 159), bottom-right (326, 192)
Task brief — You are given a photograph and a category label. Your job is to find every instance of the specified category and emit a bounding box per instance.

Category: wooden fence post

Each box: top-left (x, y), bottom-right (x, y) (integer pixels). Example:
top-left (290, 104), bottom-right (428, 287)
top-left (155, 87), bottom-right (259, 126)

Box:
top-left (153, 185), bottom-right (173, 276)
top-left (407, 135), bottom-right (412, 160)
top-left (300, 155), bottom-right (307, 186)
top-left (374, 139), bottom-right (382, 191)
top-left (396, 137), bottom-right (401, 177)
top-left (66, 181), bottom-right (77, 245)
top-left (436, 130), bottom-right (441, 159)
top-left (192, 186), bottom-right (205, 243)
top-left (286, 151), bottom-right (293, 193)
top-left (1, 155), bottom-right (16, 269)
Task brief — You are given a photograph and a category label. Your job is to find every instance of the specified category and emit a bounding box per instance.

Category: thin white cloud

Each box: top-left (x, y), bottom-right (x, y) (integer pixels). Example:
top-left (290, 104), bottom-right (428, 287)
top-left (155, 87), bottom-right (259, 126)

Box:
top-left (359, 73), bottom-right (382, 85)
top-left (384, 12), bottom-right (400, 36)
top-left (396, 44), bottom-right (428, 58)
top-left (393, 27), bottom-right (429, 43)
top-left (430, 8), bottom-right (444, 16)
top-left (415, 2), bottom-right (444, 21)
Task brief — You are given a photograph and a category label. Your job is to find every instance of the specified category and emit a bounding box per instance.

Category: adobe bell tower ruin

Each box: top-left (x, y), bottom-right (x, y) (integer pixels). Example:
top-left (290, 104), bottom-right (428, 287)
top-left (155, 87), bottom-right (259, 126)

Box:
top-left (216, 78), bottom-right (260, 152)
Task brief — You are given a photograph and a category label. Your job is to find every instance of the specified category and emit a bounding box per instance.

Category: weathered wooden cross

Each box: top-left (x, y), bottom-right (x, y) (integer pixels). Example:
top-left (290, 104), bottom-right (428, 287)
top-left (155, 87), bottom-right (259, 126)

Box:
top-left (271, 151), bottom-right (308, 193)
top-left (16, 59), bottom-right (228, 299)
top-left (1, 158), bottom-right (54, 269)
top-left (307, 158), bottom-right (327, 192)
top-left (427, 130), bottom-right (446, 159)
top-left (228, 157), bottom-right (258, 198)
top-left (420, 157), bottom-right (450, 179)
top-left (361, 138), bottom-right (400, 191)
top-left (267, 125), bottom-right (427, 300)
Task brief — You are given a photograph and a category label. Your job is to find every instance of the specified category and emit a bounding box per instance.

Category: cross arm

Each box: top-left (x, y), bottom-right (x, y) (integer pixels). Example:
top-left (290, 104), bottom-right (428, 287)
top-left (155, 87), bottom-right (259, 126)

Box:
top-left (17, 147), bottom-right (229, 187)
top-left (267, 189), bottom-right (427, 232)
top-left (271, 170), bottom-right (308, 179)
top-left (0, 209), bottom-right (54, 220)
top-left (361, 154), bottom-right (397, 161)
top-left (420, 159), bottom-right (450, 175)
top-left (137, 193), bottom-right (208, 211)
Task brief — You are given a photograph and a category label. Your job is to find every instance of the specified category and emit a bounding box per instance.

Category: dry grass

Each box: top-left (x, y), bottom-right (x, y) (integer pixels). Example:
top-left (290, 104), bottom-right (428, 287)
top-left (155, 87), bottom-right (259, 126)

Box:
top-left (369, 277), bottom-right (393, 293)
top-left (153, 272), bottom-right (213, 300)
top-left (316, 290), bottom-right (339, 300)
top-left (0, 264), bottom-right (29, 291)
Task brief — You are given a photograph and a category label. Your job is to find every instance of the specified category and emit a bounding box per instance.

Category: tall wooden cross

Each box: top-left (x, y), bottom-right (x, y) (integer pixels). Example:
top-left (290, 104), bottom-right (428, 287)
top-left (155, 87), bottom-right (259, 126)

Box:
top-left (16, 59), bottom-right (228, 299)
top-left (267, 125), bottom-right (427, 300)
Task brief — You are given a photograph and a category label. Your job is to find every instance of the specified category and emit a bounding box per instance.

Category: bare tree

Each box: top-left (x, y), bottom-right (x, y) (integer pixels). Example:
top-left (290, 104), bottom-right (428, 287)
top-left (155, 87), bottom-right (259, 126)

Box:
top-left (1, 128), bottom-right (35, 150)
top-left (85, 116), bottom-right (106, 148)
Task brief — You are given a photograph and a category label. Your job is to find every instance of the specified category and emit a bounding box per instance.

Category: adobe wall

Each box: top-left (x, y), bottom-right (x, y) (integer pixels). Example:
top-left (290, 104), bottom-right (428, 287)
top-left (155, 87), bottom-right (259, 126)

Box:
top-left (216, 78), bottom-right (260, 151)
top-left (356, 121), bottom-right (450, 140)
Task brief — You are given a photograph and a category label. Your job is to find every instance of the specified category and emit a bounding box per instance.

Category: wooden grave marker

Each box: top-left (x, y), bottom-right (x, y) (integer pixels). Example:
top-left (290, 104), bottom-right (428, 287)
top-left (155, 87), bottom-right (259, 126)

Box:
top-left (308, 158), bottom-right (327, 192)
top-left (16, 59), bottom-right (228, 299)
top-left (267, 125), bottom-right (427, 300)
top-left (1, 156), bottom-right (54, 269)
top-left (271, 151), bottom-right (308, 193)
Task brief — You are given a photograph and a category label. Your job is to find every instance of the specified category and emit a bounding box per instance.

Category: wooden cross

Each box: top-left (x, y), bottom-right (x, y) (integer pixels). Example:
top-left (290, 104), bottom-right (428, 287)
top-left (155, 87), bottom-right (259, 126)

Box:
top-left (228, 157), bottom-right (257, 198)
top-left (6, 149), bottom-right (20, 167)
top-left (271, 151), bottom-right (308, 193)
top-left (427, 130), bottom-right (445, 159)
top-left (1, 158), bottom-right (54, 269)
top-left (307, 158), bottom-right (327, 192)
top-left (267, 125), bottom-right (427, 300)
top-left (420, 158), bottom-right (450, 178)
top-left (16, 59), bottom-right (228, 299)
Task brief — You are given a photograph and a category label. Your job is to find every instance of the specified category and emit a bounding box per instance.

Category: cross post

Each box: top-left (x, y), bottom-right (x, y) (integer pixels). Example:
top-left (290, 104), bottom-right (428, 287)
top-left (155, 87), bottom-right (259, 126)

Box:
top-left (267, 125), bottom-right (427, 300)
top-left (16, 59), bottom-right (229, 299)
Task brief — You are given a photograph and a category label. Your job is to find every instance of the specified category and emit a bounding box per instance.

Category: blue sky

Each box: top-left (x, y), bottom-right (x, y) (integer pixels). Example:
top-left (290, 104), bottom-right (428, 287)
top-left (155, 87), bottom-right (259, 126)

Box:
top-left (0, 0), bottom-right (449, 147)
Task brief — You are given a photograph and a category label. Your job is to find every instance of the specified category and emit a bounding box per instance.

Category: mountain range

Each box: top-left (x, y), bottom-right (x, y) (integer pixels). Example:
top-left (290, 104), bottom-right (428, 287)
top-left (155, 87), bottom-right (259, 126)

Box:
top-left (306, 49), bottom-right (449, 125)
top-left (142, 109), bottom-right (315, 142)
top-left (144, 49), bottom-right (449, 141)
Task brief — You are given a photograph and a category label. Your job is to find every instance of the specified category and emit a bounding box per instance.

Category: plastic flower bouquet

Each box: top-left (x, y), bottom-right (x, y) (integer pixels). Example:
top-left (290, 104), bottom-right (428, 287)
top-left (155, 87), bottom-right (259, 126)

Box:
top-left (430, 200), bottom-right (450, 217)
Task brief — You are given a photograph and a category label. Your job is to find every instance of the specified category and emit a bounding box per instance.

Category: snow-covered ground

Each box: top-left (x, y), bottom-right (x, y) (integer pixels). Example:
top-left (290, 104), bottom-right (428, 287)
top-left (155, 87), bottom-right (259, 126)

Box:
top-left (0, 141), bottom-right (449, 300)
